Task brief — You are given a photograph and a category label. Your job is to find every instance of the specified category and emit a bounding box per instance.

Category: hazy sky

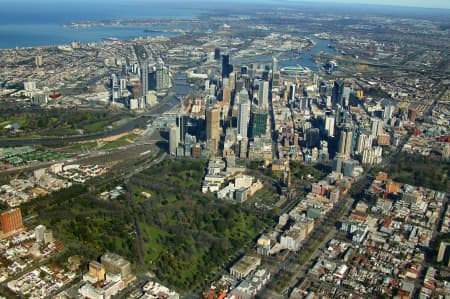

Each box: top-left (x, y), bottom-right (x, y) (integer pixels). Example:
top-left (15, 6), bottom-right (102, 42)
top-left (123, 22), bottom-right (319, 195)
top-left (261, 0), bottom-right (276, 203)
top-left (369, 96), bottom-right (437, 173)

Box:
top-left (293, 0), bottom-right (450, 9)
top-left (4, 0), bottom-right (450, 9)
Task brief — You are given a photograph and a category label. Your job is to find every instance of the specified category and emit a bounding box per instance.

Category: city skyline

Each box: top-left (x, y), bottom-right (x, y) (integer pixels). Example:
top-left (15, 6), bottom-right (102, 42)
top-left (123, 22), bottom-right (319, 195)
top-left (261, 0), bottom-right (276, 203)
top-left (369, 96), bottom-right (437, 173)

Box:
top-left (0, 0), bottom-right (449, 298)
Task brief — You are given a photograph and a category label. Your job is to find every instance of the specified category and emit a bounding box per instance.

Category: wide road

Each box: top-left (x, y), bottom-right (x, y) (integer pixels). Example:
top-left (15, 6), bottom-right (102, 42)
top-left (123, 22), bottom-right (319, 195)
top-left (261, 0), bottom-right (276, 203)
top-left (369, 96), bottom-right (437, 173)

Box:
top-left (258, 195), bottom-right (355, 299)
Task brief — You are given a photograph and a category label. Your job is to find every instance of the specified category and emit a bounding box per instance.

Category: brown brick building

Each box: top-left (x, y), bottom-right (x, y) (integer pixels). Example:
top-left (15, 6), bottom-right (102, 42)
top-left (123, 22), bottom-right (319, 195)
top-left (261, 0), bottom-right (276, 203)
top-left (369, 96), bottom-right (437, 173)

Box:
top-left (1, 208), bottom-right (24, 235)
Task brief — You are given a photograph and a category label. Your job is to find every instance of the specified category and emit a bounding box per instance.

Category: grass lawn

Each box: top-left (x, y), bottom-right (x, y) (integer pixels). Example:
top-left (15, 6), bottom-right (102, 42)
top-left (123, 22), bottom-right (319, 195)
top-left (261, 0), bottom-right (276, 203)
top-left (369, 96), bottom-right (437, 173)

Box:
top-left (140, 222), bottom-right (172, 263)
top-left (59, 141), bottom-right (99, 153)
top-left (389, 153), bottom-right (449, 192)
top-left (101, 133), bottom-right (140, 150)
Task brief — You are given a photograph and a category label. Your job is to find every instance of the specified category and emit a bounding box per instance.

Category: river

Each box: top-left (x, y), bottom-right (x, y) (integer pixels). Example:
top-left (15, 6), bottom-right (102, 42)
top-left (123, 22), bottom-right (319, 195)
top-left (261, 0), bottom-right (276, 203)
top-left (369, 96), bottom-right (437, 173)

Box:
top-left (0, 39), bottom-right (338, 147)
top-left (232, 38), bottom-right (340, 72)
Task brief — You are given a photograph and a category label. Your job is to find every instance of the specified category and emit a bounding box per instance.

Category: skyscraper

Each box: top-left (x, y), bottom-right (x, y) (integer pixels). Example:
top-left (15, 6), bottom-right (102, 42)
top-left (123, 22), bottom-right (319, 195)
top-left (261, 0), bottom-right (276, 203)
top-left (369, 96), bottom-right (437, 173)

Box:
top-left (371, 118), bottom-right (383, 137)
top-left (272, 72), bottom-right (280, 88)
top-left (258, 80), bottom-right (269, 109)
top-left (214, 48), bottom-right (221, 61)
top-left (262, 70), bottom-right (270, 81)
top-left (437, 242), bottom-right (450, 265)
top-left (149, 62), bottom-right (171, 91)
top-left (356, 133), bottom-right (369, 154)
top-left (111, 74), bottom-right (120, 103)
top-left (229, 72), bottom-right (236, 91)
top-left (238, 101), bottom-right (250, 141)
top-left (206, 105), bottom-right (221, 152)
top-left (306, 128), bottom-right (321, 149)
top-left (141, 62), bottom-right (148, 107)
top-left (35, 55), bottom-right (43, 67)
top-left (272, 56), bottom-right (279, 73)
top-left (332, 80), bottom-right (344, 109)
top-left (222, 87), bottom-right (231, 105)
top-left (343, 160), bottom-right (355, 177)
top-left (325, 116), bottom-right (335, 137)
top-left (177, 114), bottom-right (189, 144)
top-left (384, 105), bottom-right (395, 120)
top-left (289, 84), bottom-right (296, 104)
top-left (249, 108), bottom-right (268, 139)
top-left (35, 224), bottom-right (46, 243)
top-left (222, 54), bottom-right (233, 79)
top-left (338, 127), bottom-right (353, 159)
top-left (120, 78), bottom-right (127, 91)
top-left (169, 125), bottom-right (180, 156)
top-left (237, 88), bottom-right (250, 140)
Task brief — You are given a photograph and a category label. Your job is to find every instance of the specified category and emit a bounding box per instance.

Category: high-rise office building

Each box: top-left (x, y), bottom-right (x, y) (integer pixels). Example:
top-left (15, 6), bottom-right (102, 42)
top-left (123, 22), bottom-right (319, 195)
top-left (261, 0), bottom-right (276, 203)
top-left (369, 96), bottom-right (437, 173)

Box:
top-left (132, 83), bottom-right (142, 100)
top-left (206, 105), bottom-right (221, 152)
top-left (141, 62), bottom-right (148, 107)
top-left (258, 80), bottom-right (269, 109)
top-left (343, 86), bottom-right (351, 106)
top-left (237, 87), bottom-right (250, 104)
top-left (214, 48), bottom-right (221, 61)
top-left (408, 108), bottom-right (417, 122)
top-left (299, 98), bottom-right (309, 113)
top-left (177, 114), bottom-right (189, 144)
top-left (384, 105), bottom-right (395, 120)
top-left (0, 208), bottom-right (23, 235)
top-left (333, 155), bottom-right (345, 173)
top-left (249, 108), bottom-right (268, 139)
top-left (343, 160), bottom-right (355, 177)
top-left (238, 101), bottom-right (250, 141)
top-left (111, 74), bottom-right (118, 87)
top-left (223, 77), bottom-right (230, 88)
top-left (289, 84), bottom-right (296, 104)
top-left (240, 137), bottom-right (248, 159)
top-left (35, 55), bottom-right (43, 67)
top-left (356, 133), bottom-right (369, 154)
top-left (120, 78), bottom-right (127, 91)
top-left (325, 116), bottom-right (335, 137)
top-left (169, 125), bottom-right (180, 156)
top-left (223, 87), bottom-right (231, 105)
top-left (362, 146), bottom-right (383, 165)
top-left (35, 224), bottom-right (46, 243)
top-left (111, 74), bottom-right (120, 103)
top-left (222, 54), bottom-right (233, 78)
top-left (149, 62), bottom-right (171, 91)
top-left (437, 242), bottom-right (450, 265)
top-left (338, 128), bottom-right (353, 159)
top-left (332, 80), bottom-right (344, 108)
top-left (262, 70), bottom-right (270, 81)
top-left (272, 72), bottom-right (280, 88)
top-left (229, 72), bottom-right (236, 91)
top-left (371, 118), bottom-right (383, 137)
top-left (272, 56), bottom-right (279, 73)
top-left (306, 128), bottom-right (321, 149)
top-left (237, 88), bottom-right (250, 140)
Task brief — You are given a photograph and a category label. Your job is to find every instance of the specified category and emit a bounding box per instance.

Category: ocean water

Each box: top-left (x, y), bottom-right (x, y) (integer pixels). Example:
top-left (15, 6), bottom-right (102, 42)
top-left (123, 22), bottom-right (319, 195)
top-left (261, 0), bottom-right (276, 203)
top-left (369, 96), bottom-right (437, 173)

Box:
top-left (0, 1), bottom-right (200, 48)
